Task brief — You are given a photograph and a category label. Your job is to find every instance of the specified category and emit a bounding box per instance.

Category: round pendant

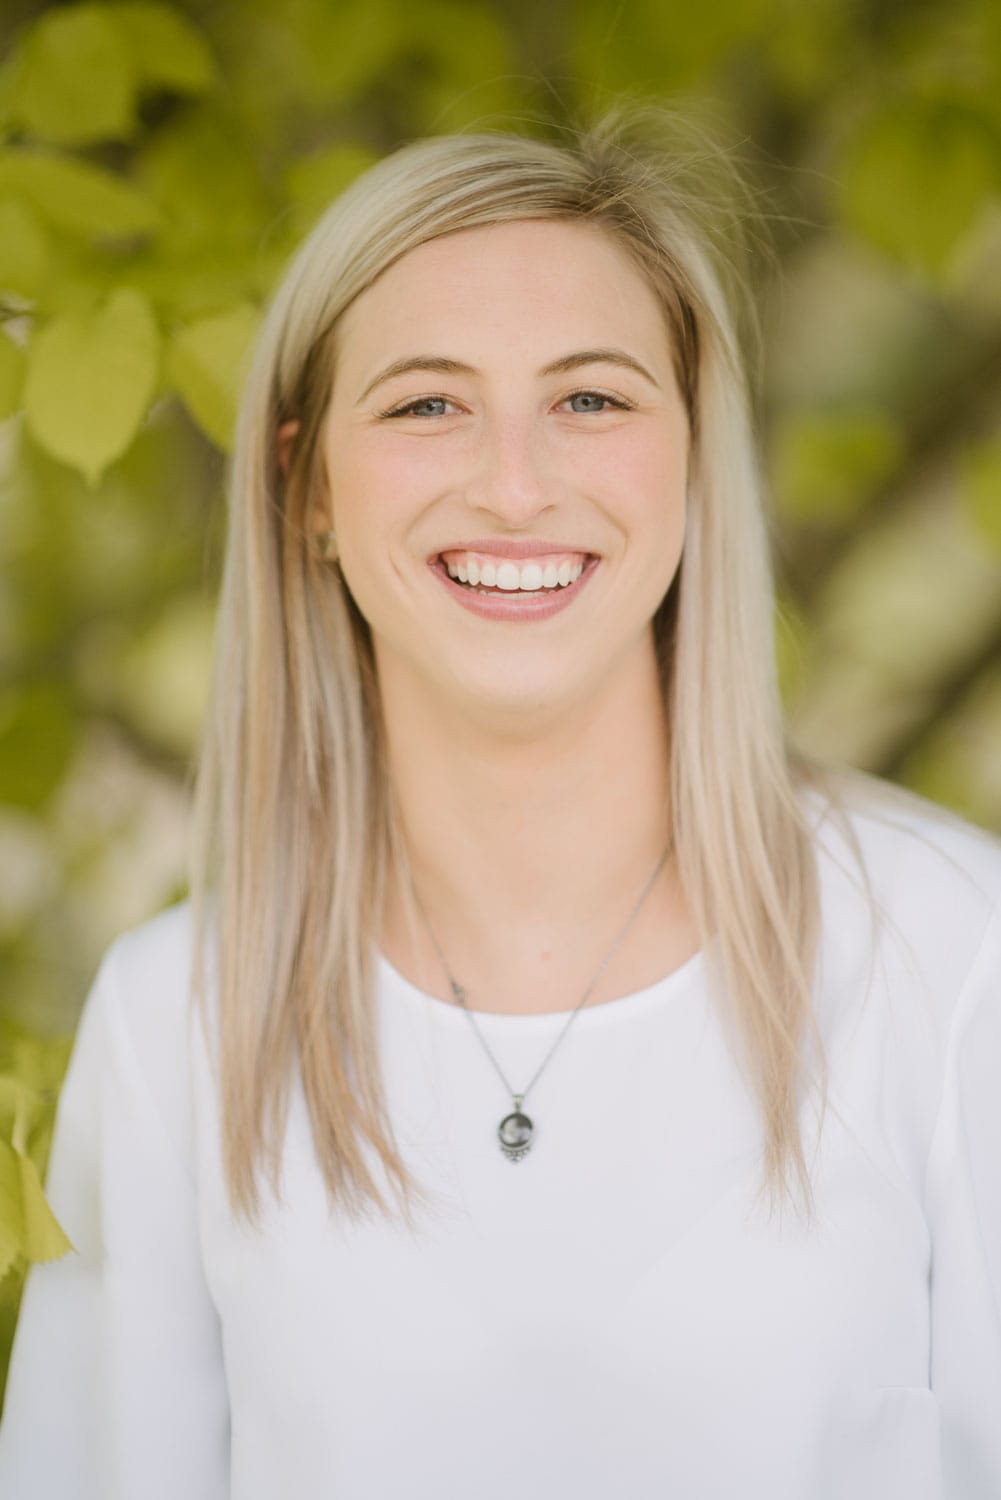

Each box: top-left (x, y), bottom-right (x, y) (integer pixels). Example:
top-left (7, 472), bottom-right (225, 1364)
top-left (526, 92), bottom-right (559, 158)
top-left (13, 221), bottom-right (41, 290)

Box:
top-left (498, 1109), bottom-right (534, 1162)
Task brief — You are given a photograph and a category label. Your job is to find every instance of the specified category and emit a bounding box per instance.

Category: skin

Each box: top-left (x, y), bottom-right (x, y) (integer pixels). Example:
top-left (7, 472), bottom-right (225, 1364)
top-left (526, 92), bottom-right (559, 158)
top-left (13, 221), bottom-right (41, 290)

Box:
top-left (283, 218), bottom-right (700, 1014)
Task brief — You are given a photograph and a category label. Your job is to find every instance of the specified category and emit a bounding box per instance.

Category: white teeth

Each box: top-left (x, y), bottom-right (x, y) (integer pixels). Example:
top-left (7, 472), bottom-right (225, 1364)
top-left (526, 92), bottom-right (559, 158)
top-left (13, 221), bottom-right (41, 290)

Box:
top-left (443, 555), bottom-right (586, 590)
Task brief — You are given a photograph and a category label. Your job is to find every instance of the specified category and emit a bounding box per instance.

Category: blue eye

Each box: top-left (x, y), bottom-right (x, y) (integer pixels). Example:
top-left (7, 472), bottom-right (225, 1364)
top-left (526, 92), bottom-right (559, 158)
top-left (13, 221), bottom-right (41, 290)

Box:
top-left (565, 391), bottom-right (629, 414)
top-left (383, 396), bottom-right (450, 418)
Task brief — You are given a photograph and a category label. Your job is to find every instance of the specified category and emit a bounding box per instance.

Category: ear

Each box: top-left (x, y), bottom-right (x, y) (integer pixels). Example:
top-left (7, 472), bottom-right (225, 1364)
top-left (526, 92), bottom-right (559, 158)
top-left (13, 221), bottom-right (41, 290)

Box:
top-left (278, 417), bottom-right (332, 540)
top-left (276, 418), bottom-right (300, 477)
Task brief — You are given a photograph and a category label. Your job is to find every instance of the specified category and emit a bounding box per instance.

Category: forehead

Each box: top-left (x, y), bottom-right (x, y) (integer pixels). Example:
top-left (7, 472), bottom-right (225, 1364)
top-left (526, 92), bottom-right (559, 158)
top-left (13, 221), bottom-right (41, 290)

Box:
top-left (335, 218), bottom-right (672, 370)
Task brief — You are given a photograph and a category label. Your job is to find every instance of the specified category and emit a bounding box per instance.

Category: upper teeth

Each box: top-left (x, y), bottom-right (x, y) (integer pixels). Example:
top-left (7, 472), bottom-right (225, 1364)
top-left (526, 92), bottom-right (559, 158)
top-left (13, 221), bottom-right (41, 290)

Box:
top-left (443, 554), bottom-right (587, 590)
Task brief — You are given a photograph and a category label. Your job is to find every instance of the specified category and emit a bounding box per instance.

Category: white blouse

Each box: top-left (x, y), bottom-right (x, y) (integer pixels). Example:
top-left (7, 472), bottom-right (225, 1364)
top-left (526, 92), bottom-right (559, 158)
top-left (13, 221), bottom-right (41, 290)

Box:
top-left (2, 787), bottom-right (1000, 1499)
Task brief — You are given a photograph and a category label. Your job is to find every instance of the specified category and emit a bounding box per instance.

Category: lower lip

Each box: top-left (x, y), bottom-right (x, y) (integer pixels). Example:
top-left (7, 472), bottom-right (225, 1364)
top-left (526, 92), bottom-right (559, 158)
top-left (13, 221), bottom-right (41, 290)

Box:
top-left (429, 557), bottom-right (600, 621)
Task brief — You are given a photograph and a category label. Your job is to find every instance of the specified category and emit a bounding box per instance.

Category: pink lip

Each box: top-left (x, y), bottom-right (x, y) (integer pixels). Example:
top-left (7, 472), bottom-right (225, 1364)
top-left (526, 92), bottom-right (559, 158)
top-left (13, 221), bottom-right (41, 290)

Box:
top-left (429, 554), bottom-right (600, 621)
top-left (429, 539), bottom-right (598, 561)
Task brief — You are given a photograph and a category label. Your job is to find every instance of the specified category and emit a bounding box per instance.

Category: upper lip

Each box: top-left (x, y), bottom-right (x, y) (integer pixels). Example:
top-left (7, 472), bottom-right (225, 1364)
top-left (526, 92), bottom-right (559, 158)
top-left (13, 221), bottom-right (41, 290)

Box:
top-left (432, 539), bottom-right (598, 560)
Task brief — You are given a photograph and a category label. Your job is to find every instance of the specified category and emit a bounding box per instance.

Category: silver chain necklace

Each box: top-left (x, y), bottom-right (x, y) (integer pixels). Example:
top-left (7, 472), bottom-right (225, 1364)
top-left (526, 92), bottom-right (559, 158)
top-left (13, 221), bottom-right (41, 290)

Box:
top-left (407, 840), bottom-right (674, 1162)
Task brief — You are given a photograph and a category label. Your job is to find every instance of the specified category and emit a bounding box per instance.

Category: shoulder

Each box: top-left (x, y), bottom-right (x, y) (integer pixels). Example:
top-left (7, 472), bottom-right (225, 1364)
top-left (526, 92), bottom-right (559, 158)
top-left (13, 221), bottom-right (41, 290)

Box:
top-left (96, 898), bottom-right (200, 1045)
top-left (800, 773), bottom-right (1001, 1032)
top-left (803, 773), bottom-right (1001, 919)
top-left (79, 900), bottom-right (205, 1159)
top-left (104, 896), bottom-right (198, 980)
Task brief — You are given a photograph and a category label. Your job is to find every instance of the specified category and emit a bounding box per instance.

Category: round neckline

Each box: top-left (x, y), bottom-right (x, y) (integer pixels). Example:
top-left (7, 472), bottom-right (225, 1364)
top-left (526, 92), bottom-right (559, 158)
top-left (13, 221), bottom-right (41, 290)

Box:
top-left (374, 941), bottom-right (709, 1032)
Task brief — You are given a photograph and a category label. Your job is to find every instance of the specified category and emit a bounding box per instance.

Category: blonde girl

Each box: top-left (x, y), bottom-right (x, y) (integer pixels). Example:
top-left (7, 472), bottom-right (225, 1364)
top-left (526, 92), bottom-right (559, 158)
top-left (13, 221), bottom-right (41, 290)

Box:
top-left (3, 112), bottom-right (1000, 1499)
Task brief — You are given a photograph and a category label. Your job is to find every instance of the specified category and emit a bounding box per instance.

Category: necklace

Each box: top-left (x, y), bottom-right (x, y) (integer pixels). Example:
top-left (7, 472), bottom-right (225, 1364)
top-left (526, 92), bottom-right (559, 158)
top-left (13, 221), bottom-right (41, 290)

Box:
top-left (407, 841), bottom-right (674, 1161)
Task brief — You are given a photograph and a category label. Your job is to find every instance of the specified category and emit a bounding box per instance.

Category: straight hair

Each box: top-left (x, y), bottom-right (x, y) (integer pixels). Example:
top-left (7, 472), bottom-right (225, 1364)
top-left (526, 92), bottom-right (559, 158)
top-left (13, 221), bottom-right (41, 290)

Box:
top-left (189, 109), bottom-right (857, 1233)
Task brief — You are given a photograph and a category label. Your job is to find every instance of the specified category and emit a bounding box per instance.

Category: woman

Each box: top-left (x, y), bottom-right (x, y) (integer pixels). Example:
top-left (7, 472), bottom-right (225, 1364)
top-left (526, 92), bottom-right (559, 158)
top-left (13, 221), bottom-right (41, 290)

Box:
top-left (2, 113), bottom-right (999, 1499)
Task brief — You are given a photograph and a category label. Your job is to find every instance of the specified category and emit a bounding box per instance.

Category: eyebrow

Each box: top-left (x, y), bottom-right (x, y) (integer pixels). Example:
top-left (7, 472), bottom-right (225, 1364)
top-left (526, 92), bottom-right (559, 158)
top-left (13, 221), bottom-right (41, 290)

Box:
top-left (357, 347), bottom-right (660, 404)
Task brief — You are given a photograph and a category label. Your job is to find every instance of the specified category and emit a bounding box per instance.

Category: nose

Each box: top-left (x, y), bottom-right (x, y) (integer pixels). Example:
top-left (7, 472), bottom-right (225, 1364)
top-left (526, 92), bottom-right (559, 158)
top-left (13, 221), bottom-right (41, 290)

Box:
top-left (463, 413), bottom-right (558, 526)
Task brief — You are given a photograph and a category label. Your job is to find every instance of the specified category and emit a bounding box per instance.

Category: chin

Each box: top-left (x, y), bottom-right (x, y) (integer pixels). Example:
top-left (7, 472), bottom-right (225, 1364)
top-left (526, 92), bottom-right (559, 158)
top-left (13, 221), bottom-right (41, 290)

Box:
top-left (452, 662), bottom-right (604, 724)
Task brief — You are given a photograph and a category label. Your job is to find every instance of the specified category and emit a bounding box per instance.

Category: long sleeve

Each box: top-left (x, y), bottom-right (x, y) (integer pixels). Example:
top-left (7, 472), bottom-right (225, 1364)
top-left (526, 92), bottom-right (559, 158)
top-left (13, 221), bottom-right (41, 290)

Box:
top-left (0, 931), bottom-right (230, 1498)
top-left (925, 891), bottom-right (1001, 1498)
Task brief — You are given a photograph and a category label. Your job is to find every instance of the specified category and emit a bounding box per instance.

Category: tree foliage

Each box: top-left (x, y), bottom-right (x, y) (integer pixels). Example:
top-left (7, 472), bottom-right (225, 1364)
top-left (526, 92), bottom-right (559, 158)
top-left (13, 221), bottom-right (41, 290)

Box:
top-left (1, 0), bottom-right (1001, 1395)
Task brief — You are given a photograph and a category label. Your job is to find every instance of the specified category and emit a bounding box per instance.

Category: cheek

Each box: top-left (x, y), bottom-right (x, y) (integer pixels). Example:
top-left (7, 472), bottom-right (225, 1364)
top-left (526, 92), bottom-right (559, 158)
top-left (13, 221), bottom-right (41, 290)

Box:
top-left (321, 436), bottom-right (438, 626)
top-left (599, 433), bottom-right (689, 609)
top-left (327, 435), bottom-right (452, 537)
top-left (572, 429), bottom-right (687, 526)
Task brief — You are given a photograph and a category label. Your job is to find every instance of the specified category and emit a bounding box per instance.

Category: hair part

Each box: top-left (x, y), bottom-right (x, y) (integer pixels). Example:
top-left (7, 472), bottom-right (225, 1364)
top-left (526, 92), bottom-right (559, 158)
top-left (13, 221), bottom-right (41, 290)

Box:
top-left (190, 106), bottom-right (857, 1235)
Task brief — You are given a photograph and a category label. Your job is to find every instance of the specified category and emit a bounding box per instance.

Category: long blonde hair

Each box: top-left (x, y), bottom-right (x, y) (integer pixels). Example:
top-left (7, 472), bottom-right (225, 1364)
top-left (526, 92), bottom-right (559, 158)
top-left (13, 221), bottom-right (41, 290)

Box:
top-left (190, 109), bottom-right (845, 1231)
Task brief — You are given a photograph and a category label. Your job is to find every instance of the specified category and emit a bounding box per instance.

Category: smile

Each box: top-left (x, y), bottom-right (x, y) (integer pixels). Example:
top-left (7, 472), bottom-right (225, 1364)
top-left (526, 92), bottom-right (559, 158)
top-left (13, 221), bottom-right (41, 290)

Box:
top-left (442, 553), bottom-right (588, 593)
top-left (429, 554), bottom-right (600, 621)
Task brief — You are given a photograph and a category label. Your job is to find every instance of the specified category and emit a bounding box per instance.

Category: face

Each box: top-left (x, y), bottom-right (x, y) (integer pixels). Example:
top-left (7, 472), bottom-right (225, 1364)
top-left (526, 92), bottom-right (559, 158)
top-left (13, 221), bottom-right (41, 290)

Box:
top-left (311, 218), bottom-right (690, 726)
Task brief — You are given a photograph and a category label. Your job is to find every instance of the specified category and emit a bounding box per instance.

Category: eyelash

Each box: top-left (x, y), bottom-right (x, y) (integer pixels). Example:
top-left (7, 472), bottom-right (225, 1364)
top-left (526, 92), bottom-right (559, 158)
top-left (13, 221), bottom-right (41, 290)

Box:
top-left (377, 388), bottom-right (636, 419)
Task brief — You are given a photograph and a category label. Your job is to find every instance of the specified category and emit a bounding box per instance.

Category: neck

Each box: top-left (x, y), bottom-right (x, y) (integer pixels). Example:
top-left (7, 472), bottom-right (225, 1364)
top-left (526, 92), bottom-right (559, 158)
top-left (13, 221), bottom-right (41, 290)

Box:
top-left (376, 634), bottom-right (693, 1014)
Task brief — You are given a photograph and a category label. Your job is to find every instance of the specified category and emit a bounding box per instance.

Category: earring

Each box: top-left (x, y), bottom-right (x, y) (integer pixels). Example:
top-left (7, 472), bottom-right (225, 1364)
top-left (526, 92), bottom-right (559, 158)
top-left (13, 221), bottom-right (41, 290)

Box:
top-left (318, 529), bottom-right (339, 562)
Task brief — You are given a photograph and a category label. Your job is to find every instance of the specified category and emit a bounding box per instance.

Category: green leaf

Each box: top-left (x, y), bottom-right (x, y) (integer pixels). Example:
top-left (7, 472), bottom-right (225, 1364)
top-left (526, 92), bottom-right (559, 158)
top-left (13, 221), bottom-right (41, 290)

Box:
top-left (123, 245), bottom-right (261, 319)
top-left (24, 287), bottom-right (160, 484)
top-left (0, 1144), bottom-right (22, 1281)
top-left (0, 683), bottom-right (77, 810)
top-left (20, 1148), bottom-right (73, 1260)
top-left (0, 1258), bottom-right (26, 1407)
top-left (135, 108), bottom-right (274, 267)
top-left (0, 331), bottom-right (26, 421)
top-left (0, 1017), bottom-right (72, 1110)
top-left (0, 197), bottom-right (51, 298)
top-left (0, 1136), bottom-right (72, 1280)
top-left (110, 1), bottom-right (218, 94)
top-left (0, 47), bottom-right (19, 132)
top-left (313, 0), bottom-right (403, 102)
top-left (167, 302), bottom-right (259, 450)
top-left (285, 142), bottom-right (380, 234)
top-left (22, 238), bottom-right (120, 318)
top-left (0, 149), bottom-right (162, 239)
top-left (772, 410), bottom-right (904, 522)
top-left (136, 109), bottom-right (272, 254)
top-left (839, 99), bottom-right (1001, 276)
top-left (6, 3), bottom-right (138, 146)
top-left (961, 436), bottom-right (1001, 558)
top-left (257, 0), bottom-right (407, 111)
top-left (572, 0), bottom-right (773, 94)
top-left (763, 0), bottom-right (859, 104)
top-left (0, 1077), bottom-right (41, 1153)
top-left (400, 0), bottom-right (520, 132)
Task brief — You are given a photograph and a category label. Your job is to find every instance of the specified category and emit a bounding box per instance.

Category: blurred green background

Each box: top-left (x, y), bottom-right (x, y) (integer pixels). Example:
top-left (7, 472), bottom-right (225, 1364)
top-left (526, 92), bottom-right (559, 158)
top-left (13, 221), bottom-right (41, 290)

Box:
top-left (1, 0), bottom-right (1000, 1396)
